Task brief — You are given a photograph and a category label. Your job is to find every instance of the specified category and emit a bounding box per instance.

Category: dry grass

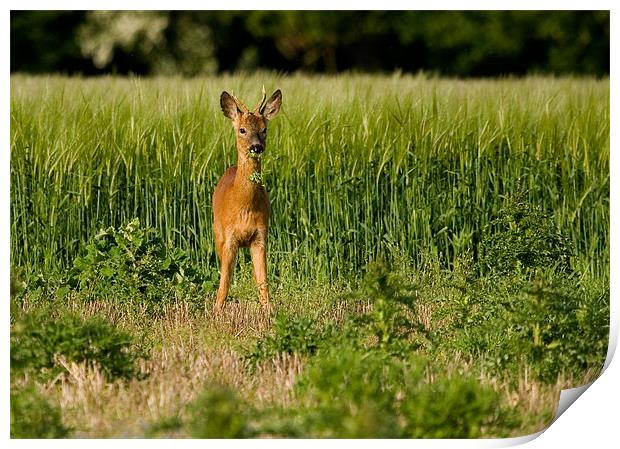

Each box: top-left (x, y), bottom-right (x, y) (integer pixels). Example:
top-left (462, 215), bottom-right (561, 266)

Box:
top-left (13, 277), bottom-right (603, 438)
top-left (25, 298), bottom-right (590, 438)
top-left (29, 297), bottom-right (301, 437)
top-left (45, 345), bottom-right (302, 437)
top-left (42, 343), bottom-right (577, 438)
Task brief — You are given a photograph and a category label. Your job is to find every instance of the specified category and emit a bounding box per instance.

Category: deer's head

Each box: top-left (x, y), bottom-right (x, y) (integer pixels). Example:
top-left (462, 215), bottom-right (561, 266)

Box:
top-left (220, 88), bottom-right (282, 162)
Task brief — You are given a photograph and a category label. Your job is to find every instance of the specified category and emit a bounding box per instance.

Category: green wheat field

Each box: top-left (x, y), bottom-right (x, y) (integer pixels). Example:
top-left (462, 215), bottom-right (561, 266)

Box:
top-left (10, 73), bottom-right (609, 438)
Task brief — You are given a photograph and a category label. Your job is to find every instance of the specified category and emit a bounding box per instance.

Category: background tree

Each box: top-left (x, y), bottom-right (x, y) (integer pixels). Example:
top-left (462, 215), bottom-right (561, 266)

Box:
top-left (10, 11), bottom-right (610, 77)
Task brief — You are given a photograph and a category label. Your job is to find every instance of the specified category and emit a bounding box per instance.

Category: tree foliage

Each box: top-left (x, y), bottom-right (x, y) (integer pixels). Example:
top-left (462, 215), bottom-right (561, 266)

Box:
top-left (11, 11), bottom-right (609, 76)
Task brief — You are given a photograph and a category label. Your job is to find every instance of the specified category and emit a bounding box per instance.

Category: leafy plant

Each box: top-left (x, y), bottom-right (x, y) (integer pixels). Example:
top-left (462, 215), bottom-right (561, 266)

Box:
top-left (478, 196), bottom-right (574, 276)
top-left (186, 384), bottom-right (251, 438)
top-left (11, 306), bottom-right (145, 381)
top-left (65, 218), bottom-right (216, 305)
top-left (245, 312), bottom-right (338, 366)
top-left (400, 374), bottom-right (512, 438)
top-left (347, 263), bottom-right (430, 353)
top-left (446, 269), bottom-right (609, 382)
top-left (511, 274), bottom-right (609, 382)
top-left (291, 348), bottom-right (518, 438)
top-left (293, 347), bottom-right (405, 438)
top-left (11, 385), bottom-right (70, 438)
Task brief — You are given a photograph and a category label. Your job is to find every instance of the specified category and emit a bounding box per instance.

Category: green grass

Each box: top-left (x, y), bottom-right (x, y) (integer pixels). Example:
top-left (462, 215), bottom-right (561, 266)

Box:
top-left (10, 73), bottom-right (609, 438)
top-left (10, 73), bottom-right (609, 280)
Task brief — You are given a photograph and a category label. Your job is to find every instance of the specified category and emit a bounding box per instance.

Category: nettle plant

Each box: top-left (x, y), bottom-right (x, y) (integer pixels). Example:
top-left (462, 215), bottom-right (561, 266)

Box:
top-left (11, 384), bottom-right (70, 438)
top-left (478, 196), bottom-right (574, 276)
top-left (292, 349), bottom-right (518, 438)
top-left (245, 312), bottom-right (339, 367)
top-left (349, 263), bottom-right (431, 353)
top-left (11, 307), bottom-right (144, 381)
top-left (66, 218), bottom-right (215, 302)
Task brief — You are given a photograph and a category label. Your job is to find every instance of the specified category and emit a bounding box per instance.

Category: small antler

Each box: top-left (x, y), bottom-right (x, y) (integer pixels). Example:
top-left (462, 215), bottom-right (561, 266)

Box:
top-left (231, 92), bottom-right (249, 114)
top-left (253, 85), bottom-right (267, 114)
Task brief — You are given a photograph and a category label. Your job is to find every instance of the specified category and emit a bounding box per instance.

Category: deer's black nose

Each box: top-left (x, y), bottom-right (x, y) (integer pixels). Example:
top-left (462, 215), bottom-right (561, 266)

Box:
top-left (249, 144), bottom-right (264, 154)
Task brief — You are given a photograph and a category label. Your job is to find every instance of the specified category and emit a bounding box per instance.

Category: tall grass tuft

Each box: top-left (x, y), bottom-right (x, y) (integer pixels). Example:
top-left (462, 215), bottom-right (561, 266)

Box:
top-left (10, 73), bottom-right (609, 281)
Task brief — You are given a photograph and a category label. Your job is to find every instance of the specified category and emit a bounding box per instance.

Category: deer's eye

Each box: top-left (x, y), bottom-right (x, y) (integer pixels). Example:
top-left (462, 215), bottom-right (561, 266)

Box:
top-left (239, 128), bottom-right (246, 135)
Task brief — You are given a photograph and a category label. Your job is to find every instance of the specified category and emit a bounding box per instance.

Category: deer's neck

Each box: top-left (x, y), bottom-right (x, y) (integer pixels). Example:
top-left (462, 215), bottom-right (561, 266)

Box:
top-left (234, 154), bottom-right (263, 197)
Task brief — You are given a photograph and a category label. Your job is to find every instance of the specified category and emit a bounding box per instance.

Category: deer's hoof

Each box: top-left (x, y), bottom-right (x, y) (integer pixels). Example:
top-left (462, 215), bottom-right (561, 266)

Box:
top-left (212, 302), bottom-right (225, 316)
top-left (261, 302), bottom-right (273, 315)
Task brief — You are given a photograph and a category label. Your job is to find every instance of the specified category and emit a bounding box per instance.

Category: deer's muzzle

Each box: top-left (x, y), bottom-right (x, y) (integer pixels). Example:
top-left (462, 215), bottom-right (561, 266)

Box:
top-left (249, 144), bottom-right (264, 154)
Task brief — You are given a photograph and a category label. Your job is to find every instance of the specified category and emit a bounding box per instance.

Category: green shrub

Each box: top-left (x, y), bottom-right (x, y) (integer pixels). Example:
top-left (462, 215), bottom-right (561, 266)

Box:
top-left (400, 375), bottom-right (508, 438)
top-left (294, 348), bottom-right (405, 438)
top-left (11, 385), bottom-right (70, 438)
top-left (11, 307), bottom-right (144, 381)
top-left (186, 384), bottom-right (251, 438)
top-left (245, 312), bottom-right (339, 366)
top-left (511, 274), bottom-right (609, 382)
top-left (347, 263), bottom-right (431, 354)
top-left (478, 196), bottom-right (574, 276)
top-left (292, 348), bottom-right (517, 438)
top-left (66, 218), bottom-right (216, 306)
top-left (245, 263), bottom-right (432, 369)
top-left (448, 270), bottom-right (609, 382)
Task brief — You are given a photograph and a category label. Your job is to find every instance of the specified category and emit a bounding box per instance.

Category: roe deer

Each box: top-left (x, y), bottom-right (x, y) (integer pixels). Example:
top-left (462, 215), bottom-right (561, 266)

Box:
top-left (212, 88), bottom-right (282, 313)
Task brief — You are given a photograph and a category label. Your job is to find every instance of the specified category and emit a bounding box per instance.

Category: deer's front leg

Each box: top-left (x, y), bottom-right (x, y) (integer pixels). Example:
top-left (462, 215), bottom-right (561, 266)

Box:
top-left (214, 241), bottom-right (238, 313)
top-left (250, 234), bottom-right (271, 311)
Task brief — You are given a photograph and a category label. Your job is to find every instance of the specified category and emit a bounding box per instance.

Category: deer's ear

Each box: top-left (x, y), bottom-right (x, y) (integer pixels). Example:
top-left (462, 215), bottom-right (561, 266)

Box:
top-left (220, 91), bottom-right (239, 120)
top-left (261, 90), bottom-right (282, 121)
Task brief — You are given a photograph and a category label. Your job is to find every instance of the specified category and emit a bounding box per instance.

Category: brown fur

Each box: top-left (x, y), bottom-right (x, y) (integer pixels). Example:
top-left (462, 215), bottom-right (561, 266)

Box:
top-left (212, 89), bottom-right (282, 313)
